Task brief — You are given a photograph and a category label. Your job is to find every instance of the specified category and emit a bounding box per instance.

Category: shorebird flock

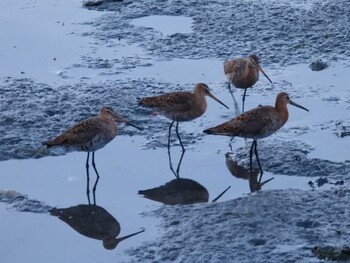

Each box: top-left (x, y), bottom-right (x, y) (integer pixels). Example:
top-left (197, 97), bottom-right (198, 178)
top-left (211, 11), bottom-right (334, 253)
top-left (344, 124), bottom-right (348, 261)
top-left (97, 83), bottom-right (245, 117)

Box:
top-left (43, 54), bottom-right (309, 198)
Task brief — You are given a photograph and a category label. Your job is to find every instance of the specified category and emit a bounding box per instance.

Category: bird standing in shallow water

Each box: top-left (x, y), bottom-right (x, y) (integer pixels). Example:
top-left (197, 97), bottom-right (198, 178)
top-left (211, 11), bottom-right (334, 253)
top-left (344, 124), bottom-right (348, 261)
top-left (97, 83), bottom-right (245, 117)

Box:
top-left (204, 92), bottom-right (309, 183)
top-left (138, 83), bottom-right (229, 177)
top-left (224, 54), bottom-right (273, 113)
top-left (43, 106), bottom-right (142, 204)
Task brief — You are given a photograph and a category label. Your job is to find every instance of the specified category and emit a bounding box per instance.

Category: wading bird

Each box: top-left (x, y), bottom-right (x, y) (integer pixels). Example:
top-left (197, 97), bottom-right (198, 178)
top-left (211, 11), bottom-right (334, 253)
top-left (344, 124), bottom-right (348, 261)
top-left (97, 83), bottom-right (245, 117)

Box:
top-left (138, 83), bottom-right (229, 177)
top-left (43, 106), bottom-right (142, 204)
top-left (204, 92), bottom-right (308, 183)
top-left (224, 54), bottom-right (272, 112)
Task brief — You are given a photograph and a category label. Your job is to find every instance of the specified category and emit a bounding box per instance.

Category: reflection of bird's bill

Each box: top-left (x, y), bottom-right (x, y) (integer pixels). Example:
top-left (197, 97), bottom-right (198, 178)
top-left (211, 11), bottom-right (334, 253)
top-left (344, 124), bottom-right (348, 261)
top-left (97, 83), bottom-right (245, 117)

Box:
top-left (289, 100), bottom-right (309, 112)
top-left (116, 229), bottom-right (145, 243)
top-left (256, 64), bottom-right (273, 84)
top-left (260, 177), bottom-right (274, 187)
top-left (207, 92), bottom-right (229, 109)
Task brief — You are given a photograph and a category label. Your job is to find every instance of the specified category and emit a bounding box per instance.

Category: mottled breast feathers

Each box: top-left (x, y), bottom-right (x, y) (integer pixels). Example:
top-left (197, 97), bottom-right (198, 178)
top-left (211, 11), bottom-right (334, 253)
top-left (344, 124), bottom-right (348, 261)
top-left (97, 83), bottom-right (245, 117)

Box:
top-left (205, 106), bottom-right (287, 139)
top-left (44, 117), bottom-right (117, 151)
top-left (224, 58), bottom-right (259, 89)
top-left (139, 91), bottom-right (206, 122)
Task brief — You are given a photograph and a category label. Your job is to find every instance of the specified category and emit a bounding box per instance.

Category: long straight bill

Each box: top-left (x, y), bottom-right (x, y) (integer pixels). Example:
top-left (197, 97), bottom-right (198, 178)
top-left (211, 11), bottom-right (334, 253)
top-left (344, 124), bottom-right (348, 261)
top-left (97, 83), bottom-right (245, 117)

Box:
top-left (207, 92), bottom-right (229, 109)
top-left (126, 121), bottom-right (144, 130)
top-left (256, 64), bottom-right (273, 83)
top-left (289, 100), bottom-right (309, 112)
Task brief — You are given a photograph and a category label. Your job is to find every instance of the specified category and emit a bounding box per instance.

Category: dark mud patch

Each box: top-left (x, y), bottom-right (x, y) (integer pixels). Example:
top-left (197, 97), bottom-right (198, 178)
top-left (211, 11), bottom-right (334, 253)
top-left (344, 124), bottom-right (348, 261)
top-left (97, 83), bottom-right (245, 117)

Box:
top-left (312, 246), bottom-right (350, 261)
top-left (309, 60), bottom-right (328, 71)
top-left (0, 189), bottom-right (52, 213)
top-left (84, 0), bottom-right (350, 65)
top-left (68, 54), bottom-right (153, 73)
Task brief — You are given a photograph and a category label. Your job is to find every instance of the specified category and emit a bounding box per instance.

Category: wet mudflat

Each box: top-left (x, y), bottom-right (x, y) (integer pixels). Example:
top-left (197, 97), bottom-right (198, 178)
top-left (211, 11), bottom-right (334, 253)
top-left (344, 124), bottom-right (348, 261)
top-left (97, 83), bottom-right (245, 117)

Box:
top-left (0, 0), bottom-right (350, 262)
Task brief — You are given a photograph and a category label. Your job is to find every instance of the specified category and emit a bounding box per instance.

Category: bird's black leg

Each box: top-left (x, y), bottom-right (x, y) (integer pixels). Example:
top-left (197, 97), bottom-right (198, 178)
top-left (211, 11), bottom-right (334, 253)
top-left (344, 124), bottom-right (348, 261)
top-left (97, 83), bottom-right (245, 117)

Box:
top-left (254, 141), bottom-right (264, 184)
top-left (175, 121), bottom-right (185, 152)
top-left (227, 83), bottom-right (240, 115)
top-left (86, 152), bottom-right (91, 205)
top-left (91, 151), bottom-right (100, 205)
top-left (167, 121), bottom-right (175, 151)
top-left (242, 88), bottom-right (247, 113)
top-left (167, 121), bottom-right (177, 178)
top-left (227, 83), bottom-right (235, 101)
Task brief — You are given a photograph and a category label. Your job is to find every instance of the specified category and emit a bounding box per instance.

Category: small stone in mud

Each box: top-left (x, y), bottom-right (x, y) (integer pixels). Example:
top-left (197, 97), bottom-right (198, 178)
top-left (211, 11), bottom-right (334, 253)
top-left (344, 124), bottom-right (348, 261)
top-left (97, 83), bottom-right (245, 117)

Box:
top-left (83, 1), bottom-right (103, 7)
top-left (335, 180), bottom-right (344, 185)
top-left (312, 246), bottom-right (350, 261)
top-left (296, 220), bottom-right (320, 228)
top-left (309, 60), bottom-right (328, 71)
top-left (340, 131), bottom-right (350, 138)
top-left (316, 177), bottom-right (328, 187)
top-left (248, 239), bottom-right (266, 246)
top-left (169, 220), bottom-right (180, 226)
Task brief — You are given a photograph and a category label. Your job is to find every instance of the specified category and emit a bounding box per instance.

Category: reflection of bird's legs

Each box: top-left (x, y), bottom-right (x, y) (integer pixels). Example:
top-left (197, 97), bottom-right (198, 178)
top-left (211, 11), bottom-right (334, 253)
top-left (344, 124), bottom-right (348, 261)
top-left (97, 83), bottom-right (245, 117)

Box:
top-left (167, 121), bottom-right (178, 178)
top-left (175, 149), bottom-right (185, 177)
top-left (85, 152), bottom-right (91, 205)
top-left (175, 122), bottom-right (186, 177)
top-left (242, 88), bottom-right (247, 113)
top-left (229, 136), bottom-right (235, 151)
top-left (253, 141), bottom-right (264, 184)
top-left (92, 151), bottom-right (100, 205)
top-left (175, 121), bottom-right (185, 152)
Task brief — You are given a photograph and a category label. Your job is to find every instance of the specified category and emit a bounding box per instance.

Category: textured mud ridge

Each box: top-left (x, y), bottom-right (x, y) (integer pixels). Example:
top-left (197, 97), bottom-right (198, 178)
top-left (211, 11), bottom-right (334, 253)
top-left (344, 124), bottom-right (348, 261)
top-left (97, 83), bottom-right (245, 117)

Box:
top-left (0, 77), bottom-right (174, 160)
top-left (0, 189), bottom-right (52, 213)
top-left (86, 0), bottom-right (350, 65)
top-left (232, 140), bottom-right (350, 180)
top-left (126, 188), bottom-right (350, 263)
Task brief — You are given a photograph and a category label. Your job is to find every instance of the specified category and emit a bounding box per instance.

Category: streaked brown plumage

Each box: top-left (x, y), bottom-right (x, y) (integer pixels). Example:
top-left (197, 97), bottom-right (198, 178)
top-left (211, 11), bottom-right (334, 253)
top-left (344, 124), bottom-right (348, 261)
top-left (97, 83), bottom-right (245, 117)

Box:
top-left (139, 83), bottom-right (229, 178)
top-left (138, 83), bottom-right (228, 149)
top-left (45, 107), bottom-right (119, 152)
top-left (139, 83), bottom-right (229, 122)
top-left (43, 106), bottom-right (142, 204)
top-left (204, 92), bottom-right (309, 183)
top-left (224, 54), bottom-right (272, 112)
top-left (44, 106), bottom-right (142, 151)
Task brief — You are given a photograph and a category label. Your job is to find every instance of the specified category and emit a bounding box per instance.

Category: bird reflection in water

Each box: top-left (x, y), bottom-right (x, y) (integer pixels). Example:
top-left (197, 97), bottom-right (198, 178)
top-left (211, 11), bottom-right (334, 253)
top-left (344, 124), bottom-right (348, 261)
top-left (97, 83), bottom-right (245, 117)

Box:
top-left (139, 178), bottom-right (209, 205)
top-left (50, 204), bottom-right (145, 250)
top-left (139, 178), bottom-right (230, 205)
top-left (225, 152), bottom-right (273, 192)
top-left (139, 125), bottom-right (230, 205)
